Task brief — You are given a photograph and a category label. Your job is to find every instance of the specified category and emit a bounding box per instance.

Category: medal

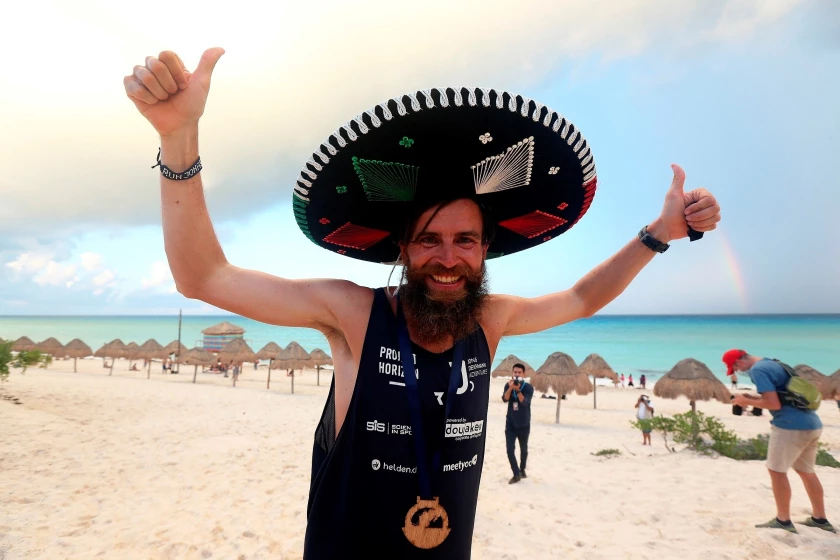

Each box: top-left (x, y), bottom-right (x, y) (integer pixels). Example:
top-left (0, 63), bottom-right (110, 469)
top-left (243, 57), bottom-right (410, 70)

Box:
top-left (396, 297), bottom-right (465, 550)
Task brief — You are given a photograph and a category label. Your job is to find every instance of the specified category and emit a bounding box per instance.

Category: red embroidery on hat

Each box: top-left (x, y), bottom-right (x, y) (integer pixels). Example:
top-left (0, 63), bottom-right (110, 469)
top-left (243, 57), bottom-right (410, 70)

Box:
top-left (543, 235), bottom-right (552, 241)
top-left (337, 250), bottom-right (346, 254)
top-left (557, 202), bottom-right (568, 210)
top-left (571, 176), bottom-right (598, 227)
top-left (323, 222), bottom-right (390, 250)
top-left (498, 211), bottom-right (568, 239)
top-left (319, 218), bottom-right (330, 225)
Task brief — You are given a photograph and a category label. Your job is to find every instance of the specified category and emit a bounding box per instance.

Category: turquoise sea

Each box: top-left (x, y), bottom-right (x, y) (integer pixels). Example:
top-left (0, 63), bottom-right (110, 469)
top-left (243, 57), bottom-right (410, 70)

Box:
top-left (1, 314), bottom-right (838, 382)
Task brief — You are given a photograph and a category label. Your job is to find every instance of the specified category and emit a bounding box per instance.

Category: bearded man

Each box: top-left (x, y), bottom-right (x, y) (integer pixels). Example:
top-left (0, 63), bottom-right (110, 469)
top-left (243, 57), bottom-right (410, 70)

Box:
top-left (125, 48), bottom-right (721, 559)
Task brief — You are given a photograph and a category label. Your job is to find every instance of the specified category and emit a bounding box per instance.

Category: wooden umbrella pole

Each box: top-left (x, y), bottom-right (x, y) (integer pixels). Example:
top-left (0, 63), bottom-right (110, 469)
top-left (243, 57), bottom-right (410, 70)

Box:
top-left (147, 360), bottom-right (151, 379)
top-left (317, 366), bottom-right (320, 386)
top-left (109, 359), bottom-right (114, 376)
top-left (593, 377), bottom-right (597, 409)
top-left (193, 364), bottom-right (198, 383)
top-left (291, 370), bottom-right (294, 394)
top-left (74, 357), bottom-right (77, 373)
top-left (267, 366), bottom-right (272, 390)
top-left (555, 395), bottom-right (561, 424)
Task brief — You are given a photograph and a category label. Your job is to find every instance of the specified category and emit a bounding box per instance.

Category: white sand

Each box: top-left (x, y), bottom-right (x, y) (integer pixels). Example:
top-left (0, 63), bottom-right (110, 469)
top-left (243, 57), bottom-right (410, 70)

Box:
top-left (1, 358), bottom-right (839, 559)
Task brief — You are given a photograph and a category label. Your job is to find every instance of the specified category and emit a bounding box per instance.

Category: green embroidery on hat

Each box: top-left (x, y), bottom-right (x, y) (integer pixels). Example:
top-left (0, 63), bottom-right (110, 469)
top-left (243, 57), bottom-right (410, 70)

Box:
top-left (292, 195), bottom-right (316, 243)
top-left (486, 251), bottom-right (504, 259)
top-left (352, 156), bottom-right (418, 202)
top-left (399, 136), bottom-right (414, 148)
top-left (336, 185), bottom-right (347, 194)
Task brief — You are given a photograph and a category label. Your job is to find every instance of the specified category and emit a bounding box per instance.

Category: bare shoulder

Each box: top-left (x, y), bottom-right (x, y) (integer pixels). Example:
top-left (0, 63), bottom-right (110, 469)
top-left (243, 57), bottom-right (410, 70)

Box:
top-left (477, 294), bottom-right (520, 350)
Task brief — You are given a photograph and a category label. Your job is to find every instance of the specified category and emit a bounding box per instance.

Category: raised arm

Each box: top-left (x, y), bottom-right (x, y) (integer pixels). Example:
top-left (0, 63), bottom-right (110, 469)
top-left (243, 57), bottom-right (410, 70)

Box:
top-left (490, 166), bottom-right (720, 337)
top-left (124, 48), bottom-right (368, 331)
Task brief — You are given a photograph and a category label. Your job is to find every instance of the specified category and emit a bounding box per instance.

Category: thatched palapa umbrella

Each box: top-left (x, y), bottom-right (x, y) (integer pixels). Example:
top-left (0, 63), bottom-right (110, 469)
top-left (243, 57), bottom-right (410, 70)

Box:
top-left (64, 339), bottom-right (93, 372)
top-left (179, 347), bottom-right (216, 383)
top-left (793, 364), bottom-right (831, 399)
top-left (271, 342), bottom-right (313, 394)
top-left (124, 342), bottom-right (141, 371)
top-left (94, 339), bottom-right (127, 375)
top-left (138, 339), bottom-right (168, 378)
top-left (578, 353), bottom-right (619, 409)
top-left (11, 336), bottom-right (36, 352)
top-left (491, 355), bottom-right (536, 379)
top-left (36, 337), bottom-right (65, 359)
top-left (310, 348), bottom-right (334, 386)
top-left (653, 358), bottom-right (731, 413)
top-left (256, 342), bottom-right (283, 389)
top-left (828, 369), bottom-right (840, 400)
top-left (532, 352), bottom-right (593, 424)
top-left (218, 339), bottom-right (256, 387)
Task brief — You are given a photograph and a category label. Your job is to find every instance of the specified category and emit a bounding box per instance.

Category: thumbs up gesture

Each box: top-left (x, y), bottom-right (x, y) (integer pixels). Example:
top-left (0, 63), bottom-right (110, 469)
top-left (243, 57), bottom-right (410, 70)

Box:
top-left (124, 48), bottom-right (225, 137)
top-left (656, 164), bottom-right (720, 242)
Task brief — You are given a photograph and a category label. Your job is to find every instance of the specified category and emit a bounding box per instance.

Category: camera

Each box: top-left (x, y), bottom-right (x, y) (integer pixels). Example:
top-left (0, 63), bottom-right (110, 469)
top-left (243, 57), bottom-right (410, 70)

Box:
top-left (513, 376), bottom-right (524, 386)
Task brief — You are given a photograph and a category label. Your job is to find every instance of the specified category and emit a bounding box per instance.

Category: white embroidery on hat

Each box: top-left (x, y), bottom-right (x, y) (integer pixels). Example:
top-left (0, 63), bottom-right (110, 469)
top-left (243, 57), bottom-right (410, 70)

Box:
top-left (306, 157), bottom-right (323, 172)
top-left (453, 88), bottom-right (464, 107)
top-left (407, 92), bottom-right (422, 112)
top-left (420, 89), bottom-right (435, 109)
top-left (480, 88), bottom-right (491, 107)
top-left (467, 89), bottom-right (477, 107)
top-left (519, 96), bottom-right (531, 118)
top-left (314, 149), bottom-right (330, 165)
top-left (471, 136), bottom-right (534, 195)
top-left (393, 96), bottom-right (408, 116)
top-left (479, 133), bottom-right (493, 144)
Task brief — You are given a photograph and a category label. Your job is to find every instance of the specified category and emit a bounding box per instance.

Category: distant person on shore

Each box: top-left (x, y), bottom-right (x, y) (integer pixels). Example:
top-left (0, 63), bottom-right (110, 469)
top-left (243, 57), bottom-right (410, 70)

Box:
top-left (502, 364), bottom-right (534, 484)
top-left (640, 374), bottom-right (647, 389)
top-left (620, 373), bottom-right (626, 388)
top-left (724, 349), bottom-right (834, 534)
top-left (635, 394), bottom-right (654, 445)
top-left (628, 374), bottom-right (635, 388)
top-left (729, 371), bottom-right (738, 390)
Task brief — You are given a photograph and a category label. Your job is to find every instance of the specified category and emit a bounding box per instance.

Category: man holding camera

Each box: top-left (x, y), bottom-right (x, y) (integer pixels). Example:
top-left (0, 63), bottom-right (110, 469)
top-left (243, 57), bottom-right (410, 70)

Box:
top-left (502, 364), bottom-right (534, 484)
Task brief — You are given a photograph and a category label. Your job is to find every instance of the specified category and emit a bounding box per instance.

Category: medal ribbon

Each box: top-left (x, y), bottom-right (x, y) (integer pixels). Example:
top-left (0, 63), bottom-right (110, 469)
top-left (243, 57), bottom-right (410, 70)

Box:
top-left (395, 297), bottom-right (465, 499)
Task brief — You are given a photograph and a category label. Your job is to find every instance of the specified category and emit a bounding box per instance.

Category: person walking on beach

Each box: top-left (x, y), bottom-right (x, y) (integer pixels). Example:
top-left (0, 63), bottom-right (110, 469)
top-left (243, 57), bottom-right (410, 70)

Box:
top-left (502, 364), bottom-right (534, 484)
top-left (124, 47), bottom-right (721, 557)
top-left (635, 394), bottom-right (654, 445)
top-left (620, 373), bottom-right (626, 388)
top-left (724, 349), bottom-right (834, 534)
top-left (628, 374), bottom-right (635, 388)
top-left (639, 374), bottom-right (647, 389)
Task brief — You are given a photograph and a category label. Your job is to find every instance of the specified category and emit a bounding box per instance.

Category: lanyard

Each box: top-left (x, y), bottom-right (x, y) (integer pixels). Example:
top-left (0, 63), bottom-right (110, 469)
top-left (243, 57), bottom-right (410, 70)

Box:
top-left (395, 297), bottom-right (465, 499)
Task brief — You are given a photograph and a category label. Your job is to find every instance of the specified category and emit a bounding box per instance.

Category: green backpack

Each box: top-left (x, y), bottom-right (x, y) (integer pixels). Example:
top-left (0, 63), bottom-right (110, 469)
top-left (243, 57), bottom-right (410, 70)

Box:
top-left (772, 359), bottom-right (822, 411)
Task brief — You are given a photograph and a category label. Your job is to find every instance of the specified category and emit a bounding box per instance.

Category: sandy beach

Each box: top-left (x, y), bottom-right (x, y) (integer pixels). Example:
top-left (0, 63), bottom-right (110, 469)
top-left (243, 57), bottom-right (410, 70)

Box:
top-left (1, 358), bottom-right (838, 559)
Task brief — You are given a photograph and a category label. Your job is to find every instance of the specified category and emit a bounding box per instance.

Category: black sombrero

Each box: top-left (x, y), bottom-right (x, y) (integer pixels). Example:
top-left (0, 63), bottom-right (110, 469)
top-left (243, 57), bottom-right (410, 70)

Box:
top-left (292, 87), bottom-right (597, 264)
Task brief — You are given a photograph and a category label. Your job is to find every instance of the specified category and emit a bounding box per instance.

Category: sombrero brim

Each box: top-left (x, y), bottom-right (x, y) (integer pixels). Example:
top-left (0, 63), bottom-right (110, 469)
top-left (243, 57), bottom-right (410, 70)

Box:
top-left (292, 87), bottom-right (597, 264)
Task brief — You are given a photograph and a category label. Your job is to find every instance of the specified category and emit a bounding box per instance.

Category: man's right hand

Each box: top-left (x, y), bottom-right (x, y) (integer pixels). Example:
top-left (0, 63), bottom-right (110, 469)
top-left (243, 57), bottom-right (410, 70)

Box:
top-left (124, 48), bottom-right (225, 137)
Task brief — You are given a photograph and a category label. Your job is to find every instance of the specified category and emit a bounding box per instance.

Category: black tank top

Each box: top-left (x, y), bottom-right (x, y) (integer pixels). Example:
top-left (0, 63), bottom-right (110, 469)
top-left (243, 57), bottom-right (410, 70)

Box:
top-left (304, 288), bottom-right (492, 559)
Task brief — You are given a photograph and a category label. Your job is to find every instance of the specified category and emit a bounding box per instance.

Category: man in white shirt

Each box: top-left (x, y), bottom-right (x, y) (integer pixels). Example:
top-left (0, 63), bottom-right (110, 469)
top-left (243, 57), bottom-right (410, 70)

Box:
top-left (635, 395), bottom-right (655, 445)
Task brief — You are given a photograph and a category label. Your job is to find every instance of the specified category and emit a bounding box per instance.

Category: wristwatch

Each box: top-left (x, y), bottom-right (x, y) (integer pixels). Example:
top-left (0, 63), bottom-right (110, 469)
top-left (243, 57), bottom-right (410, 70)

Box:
top-left (638, 225), bottom-right (669, 253)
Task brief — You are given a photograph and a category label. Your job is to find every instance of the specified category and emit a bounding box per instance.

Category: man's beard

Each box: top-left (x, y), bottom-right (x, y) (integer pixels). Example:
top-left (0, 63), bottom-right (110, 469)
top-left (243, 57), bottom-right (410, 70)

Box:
top-left (398, 259), bottom-right (489, 345)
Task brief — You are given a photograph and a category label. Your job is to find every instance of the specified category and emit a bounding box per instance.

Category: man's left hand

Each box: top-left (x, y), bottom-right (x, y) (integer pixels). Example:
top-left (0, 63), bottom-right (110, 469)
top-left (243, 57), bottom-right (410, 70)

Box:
top-left (731, 395), bottom-right (751, 407)
top-left (655, 164), bottom-right (721, 243)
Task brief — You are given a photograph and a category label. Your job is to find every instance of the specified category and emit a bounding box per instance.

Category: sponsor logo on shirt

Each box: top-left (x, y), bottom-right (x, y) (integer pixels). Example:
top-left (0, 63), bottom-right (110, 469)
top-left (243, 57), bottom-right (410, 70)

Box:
top-left (366, 420), bottom-right (412, 436)
top-left (466, 357), bottom-right (489, 378)
top-left (371, 459), bottom-right (417, 473)
top-left (442, 454), bottom-right (479, 472)
top-left (444, 420), bottom-right (484, 441)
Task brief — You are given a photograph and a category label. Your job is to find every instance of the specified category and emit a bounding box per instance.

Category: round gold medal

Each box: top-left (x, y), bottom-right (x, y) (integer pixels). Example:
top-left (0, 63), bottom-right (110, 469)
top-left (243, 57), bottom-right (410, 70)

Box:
top-left (402, 496), bottom-right (451, 549)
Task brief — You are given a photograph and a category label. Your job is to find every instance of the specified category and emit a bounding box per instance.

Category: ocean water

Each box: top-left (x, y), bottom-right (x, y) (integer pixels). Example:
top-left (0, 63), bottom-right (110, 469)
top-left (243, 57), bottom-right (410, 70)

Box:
top-left (2, 314), bottom-right (838, 382)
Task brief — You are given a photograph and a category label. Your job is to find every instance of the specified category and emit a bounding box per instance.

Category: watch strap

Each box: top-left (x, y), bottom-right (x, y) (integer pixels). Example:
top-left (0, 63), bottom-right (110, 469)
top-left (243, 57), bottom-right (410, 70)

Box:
top-left (638, 225), bottom-right (669, 253)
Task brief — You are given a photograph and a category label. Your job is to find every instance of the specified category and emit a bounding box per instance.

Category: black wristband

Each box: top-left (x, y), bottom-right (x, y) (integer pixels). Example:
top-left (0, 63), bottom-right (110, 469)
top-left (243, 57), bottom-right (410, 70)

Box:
top-left (638, 225), bottom-right (669, 253)
top-left (151, 147), bottom-right (202, 181)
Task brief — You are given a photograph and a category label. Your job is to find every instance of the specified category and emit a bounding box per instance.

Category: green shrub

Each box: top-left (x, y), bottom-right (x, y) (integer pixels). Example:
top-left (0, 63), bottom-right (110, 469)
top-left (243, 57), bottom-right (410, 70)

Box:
top-left (592, 448), bottom-right (621, 457)
top-left (0, 341), bottom-right (11, 383)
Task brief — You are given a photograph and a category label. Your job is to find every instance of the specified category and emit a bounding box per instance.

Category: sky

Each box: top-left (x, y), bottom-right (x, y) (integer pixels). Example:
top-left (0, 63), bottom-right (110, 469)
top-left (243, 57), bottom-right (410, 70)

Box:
top-left (1, 0), bottom-right (838, 316)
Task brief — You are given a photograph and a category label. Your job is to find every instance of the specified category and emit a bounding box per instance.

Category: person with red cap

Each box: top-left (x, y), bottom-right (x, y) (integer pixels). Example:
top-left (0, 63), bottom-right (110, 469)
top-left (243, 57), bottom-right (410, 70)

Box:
top-left (723, 349), bottom-right (833, 534)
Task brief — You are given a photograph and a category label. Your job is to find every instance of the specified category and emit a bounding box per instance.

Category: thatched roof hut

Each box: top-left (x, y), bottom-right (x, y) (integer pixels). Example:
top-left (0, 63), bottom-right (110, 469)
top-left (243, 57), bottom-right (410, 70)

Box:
top-left (94, 339), bottom-right (127, 375)
top-left (793, 364), bottom-right (831, 398)
top-left (217, 338), bottom-right (256, 364)
top-left (578, 353), bottom-right (619, 409)
top-left (825, 369), bottom-right (840, 400)
top-left (532, 352), bottom-right (593, 424)
top-left (124, 342), bottom-right (141, 362)
top-left (163, 340), bottom-right (188, 358)
top-left (310, 348), bottom-right (333, 367)
top-left (201, 321), bottom-right (246, 351)
top-left (64, 339), bottom-right (93, 373)
top-left (36, 337), bottom-right (65, 356)
top-left (11, 336), bottom-right (36, 352)
top-left (180, 347), bottom-right (217, 383)
top-left (256, 342), bottom-right (283, 361)
top-left (271, 341), bottom-right (313, 370)
top-left (138, 339), bottom-right (168, 361)
top-left (653, 358), bottom-right (731, 411)
top-left (491, 355), bottom-right (536, 378)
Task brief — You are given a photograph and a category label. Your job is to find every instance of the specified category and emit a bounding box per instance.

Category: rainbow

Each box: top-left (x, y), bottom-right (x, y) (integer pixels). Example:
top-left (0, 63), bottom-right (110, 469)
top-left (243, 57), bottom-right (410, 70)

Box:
top-left (719, 229), bottom-right (749, 312)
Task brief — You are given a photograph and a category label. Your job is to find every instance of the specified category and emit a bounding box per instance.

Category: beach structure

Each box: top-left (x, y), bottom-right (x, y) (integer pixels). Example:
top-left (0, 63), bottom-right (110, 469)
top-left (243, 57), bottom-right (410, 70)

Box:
top-left (11, 336), bottom-right (36, 353)
top-left (653, 358), bottom-right (730, 412)
top-left (64, 339), bottom-right (93, 372)
top-left (124, 342), bottom-right (141, 371)
top-left (35, 337), bottom-right (65, 358)
top-left (578, 353), bottom-right (619, 409)
top-left (138, 339), bottom-right (168, 378)
top-left (217, 338), bottom-right (256, 387)
top-left (179, 347), bottom-right (216, 383)
top-left (271, 342), bottom-right (313, 394)
top-left (94, 339), bottom-right (127, 375)
top-left (532, 352), bottom-right (593, 424)
top-left (201, 321), bottom-right (246, 352)
top-left (490, 354), bottom-right (536, 379)
top-left (256, 342), bottom-right (283, 389)
top-left (310, 348), bottom-right (333, 386)
top-left (793, 364), bottom-right (831, 399)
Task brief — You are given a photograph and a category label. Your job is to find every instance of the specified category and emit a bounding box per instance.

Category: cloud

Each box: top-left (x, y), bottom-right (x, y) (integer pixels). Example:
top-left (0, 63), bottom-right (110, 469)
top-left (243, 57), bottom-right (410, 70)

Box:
top-left (34, 262), bottom-right (79, 288)
top-left (80, 252), bottom-right (104, 271)
top-left (141, 261), bottom-right (176, 294)
top-left (0, 0), bottom-right (808, 251)
top-left (5, 252), bottom-right (52, 275)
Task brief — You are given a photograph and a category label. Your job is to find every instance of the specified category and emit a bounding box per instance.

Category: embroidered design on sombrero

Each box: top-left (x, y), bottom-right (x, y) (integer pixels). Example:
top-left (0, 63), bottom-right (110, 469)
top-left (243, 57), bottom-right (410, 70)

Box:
top-left (293, 196), bottom-right (315, 243)
top-left (571, 177), bottom-right (598, 228)
top-left (323, 222), bottom-right (390, 250)
top-left (399, 136), bottom-right (414, 148)
top-left (352, 157), bottom-right (419, 202)
top-left (549, 167), bottom-right (559, 175)
top-left (557, 202), bottom-right (568, 210)
top-left (336, 186), bottom-right (347, 193)
top-left (471, 137), bottom-right (534, 195)
top-left (498, 210), bottom-right (568, 239)
top-left (479, 133), bottom-right (493, 144)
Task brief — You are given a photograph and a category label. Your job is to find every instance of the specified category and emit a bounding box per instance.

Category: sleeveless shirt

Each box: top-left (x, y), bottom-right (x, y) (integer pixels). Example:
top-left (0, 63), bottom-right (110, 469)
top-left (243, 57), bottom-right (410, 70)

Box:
top-left (304, 288), bottom-right (492, 559)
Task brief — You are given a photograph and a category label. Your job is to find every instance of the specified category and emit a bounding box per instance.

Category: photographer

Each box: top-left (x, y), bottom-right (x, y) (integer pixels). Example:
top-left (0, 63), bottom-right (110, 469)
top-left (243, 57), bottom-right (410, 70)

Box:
top-left (635, 394), bottom-right (655, 445)
top-left (502, 364), bottom-right (534, 484)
